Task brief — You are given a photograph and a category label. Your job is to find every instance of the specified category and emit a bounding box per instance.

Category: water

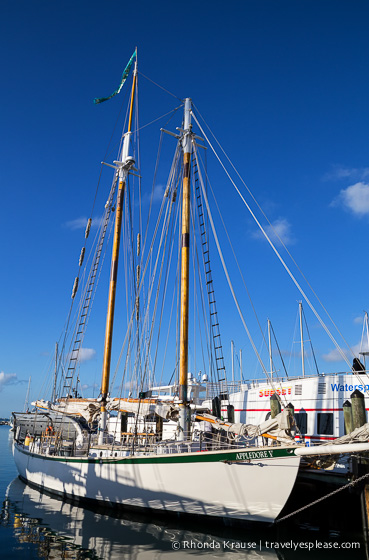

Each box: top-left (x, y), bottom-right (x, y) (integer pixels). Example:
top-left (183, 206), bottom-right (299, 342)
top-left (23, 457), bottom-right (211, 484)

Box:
top-left (0, 425), bottom-right (366, 559)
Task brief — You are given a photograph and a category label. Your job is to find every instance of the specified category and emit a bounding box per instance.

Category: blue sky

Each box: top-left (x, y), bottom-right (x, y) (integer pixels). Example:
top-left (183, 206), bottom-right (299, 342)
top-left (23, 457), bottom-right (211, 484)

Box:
top-left (1, 0), bottom-right (369, 416)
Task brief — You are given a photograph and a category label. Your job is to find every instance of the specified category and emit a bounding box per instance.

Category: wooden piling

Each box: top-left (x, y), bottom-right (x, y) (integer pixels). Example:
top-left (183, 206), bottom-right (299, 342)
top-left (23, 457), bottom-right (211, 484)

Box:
top-left (350, 389), bottom-right (369, 546)
top-left (270, 393), bottom-right (281, 418)
top-left (343, 400), bottom-right (353, 434)
top-left (351, 389), bottom-right (366, 429)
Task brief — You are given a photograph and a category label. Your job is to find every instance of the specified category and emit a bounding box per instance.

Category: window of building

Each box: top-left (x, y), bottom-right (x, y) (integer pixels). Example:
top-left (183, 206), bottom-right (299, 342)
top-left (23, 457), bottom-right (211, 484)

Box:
top-left (295, 411), bottom-right (308, 435)
top-left (317, 412), bottom-right (333, 435)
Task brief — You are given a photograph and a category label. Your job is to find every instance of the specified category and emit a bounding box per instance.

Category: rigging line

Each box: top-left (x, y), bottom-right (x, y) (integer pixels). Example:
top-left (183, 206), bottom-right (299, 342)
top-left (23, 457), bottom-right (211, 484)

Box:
top-left (141, 195), bottom-right (175, 389)
top-left (100, 78), bottom-right (132, 161)
top-left (159, 223), bottom-right (181, 384)
top-left (140, 106), bottom-right (182, 259)
top-left (135, 104), bottom-right (184, 133)
top-left (302, 305), bottom-right (320, 375)
top-left (111, 314), bottom-right (135, 399)
top-left (140, 138), bottom-right (181, 275)
top-left (140, 190), bottom-right (178, 380)
top-left (153, 190), bottom-right (181, 385)
top-left (191, 178), bottom-right (219, 383)
top-left (260, 318), bottom-right (289, 404)
top-left (156, 174), bottom-right (182, 386)
top-left (132, 189), bottom-right (174, 389)
top-left (134, 78), bottom-right (143, 252)
top-left (139, 150), bottom-right (182, 299)
top-left (270, 322), bottom-right (290, 380)
top-left (192, 105), bottom-right (355, 363)
top-left (194, 147), bottom-right (270, 377)
top-left (136, 193), bottom-right (175, 387)
top-left (192, 142), bottom-right (268, 377)
top-left (61, 182), bottom-right (117, 396)
top-left (191, 205), bottom-right (214, 383)
top-left (191, 113), bottom-right (353, 371)
top-left (138, 71), bottom-right (183, 101)
top-left (89, 76), bottom-right (131, 219)
top-left (193, 143), bottom-right (269, 378)
top-left (193, 154), bottom-right (228, 385)
top-left (141, 129), bottom-right (165, 260)
top-left (262, 321), bottom-right (290, 408)
top-left (175, 213), bottom-right (182, 387)
top-left (37, 90), bottom-right (131, 406)
top-left (287, 310), bottom-right (299, 376)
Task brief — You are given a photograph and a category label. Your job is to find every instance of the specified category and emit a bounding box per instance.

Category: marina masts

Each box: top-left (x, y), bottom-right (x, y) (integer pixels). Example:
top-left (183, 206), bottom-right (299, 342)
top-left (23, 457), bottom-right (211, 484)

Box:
top-left (98, 64), bottom-right (137, 444)
top-left (299, 301), bottom-right (306, 378)
top-left (178, 98), bottom-right (192, 440)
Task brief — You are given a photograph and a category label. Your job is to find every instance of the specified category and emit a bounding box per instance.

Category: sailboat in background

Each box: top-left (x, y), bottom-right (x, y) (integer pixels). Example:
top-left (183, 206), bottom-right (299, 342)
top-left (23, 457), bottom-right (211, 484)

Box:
top-left (11, 51), bottom-right (369, 525)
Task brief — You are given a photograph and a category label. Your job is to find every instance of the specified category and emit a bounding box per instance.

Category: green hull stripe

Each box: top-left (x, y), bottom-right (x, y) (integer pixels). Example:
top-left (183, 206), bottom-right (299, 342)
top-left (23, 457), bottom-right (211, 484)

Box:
top-left (16, 444), bottom-right (297, 465)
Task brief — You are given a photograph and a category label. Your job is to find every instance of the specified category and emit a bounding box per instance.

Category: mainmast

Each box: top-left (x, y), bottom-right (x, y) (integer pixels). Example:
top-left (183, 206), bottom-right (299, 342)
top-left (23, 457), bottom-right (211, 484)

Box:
top-left (98, 63), bottom-right (137, 444)
top-left (178, 98), bottom-right (192, 440)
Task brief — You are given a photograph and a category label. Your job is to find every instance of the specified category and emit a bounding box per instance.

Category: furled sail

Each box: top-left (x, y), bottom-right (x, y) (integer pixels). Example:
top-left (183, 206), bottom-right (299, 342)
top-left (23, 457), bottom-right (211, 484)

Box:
top-left (197, 409), bottom-right (296, 445)
top-left (108, 399), bottom-right (179, 421)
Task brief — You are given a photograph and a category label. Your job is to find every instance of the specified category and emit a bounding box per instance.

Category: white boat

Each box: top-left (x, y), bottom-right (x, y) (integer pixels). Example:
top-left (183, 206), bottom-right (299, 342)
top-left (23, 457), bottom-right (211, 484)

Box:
top-left (204, 310), bottom-right (369, 446)
top-left (12, 50), bottom-right (369, 525)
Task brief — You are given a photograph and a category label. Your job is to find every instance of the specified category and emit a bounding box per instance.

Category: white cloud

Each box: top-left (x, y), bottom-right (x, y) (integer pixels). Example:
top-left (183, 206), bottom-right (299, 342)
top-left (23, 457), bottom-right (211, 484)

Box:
top-left (331, 182), bottom-right (369, 217)
top-left (252, 218), bottom-right (295, 246)
top-left (78, 348), bottom-right (96, 363)
top-left (323, 165), bottom-right (369, 182)
top-left (354, 315), bottom-right (364, 325)
top-left (81, 383), bottom-right (98, 391)
top-left (322, 348), bottom-right (349, 363)
top-left (64, 216), bottom-right (103, 231)
top-left (322, 342), bottom-right (369, 363)
top-left (141, 184), bottom-right (165, 206)
top-left (152, 184), bottom-right (165, 202)
top-left (67, 348), bottom-right (96, 363)
top-left (0, 372), bottom-right (17, 391)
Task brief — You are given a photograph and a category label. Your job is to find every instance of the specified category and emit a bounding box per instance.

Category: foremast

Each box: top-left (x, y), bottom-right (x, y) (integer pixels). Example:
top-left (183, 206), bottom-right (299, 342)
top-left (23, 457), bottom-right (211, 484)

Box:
top-left (98, 63), bottom-right (137, 444)
top-left (178, 98), bottom-right (192, 440)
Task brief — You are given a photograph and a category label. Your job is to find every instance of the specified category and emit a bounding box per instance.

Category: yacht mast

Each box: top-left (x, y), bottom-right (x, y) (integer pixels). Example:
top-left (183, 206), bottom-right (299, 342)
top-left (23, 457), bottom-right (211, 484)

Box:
top-left (98, 62), bottom-right (137, 444)
top-left (299, 301), bottom-right (306, 377)
top-left (360, 311), bottom-right (369, 369)
top-left (178, 98), bottom-right (192, 440)
top-left (24, 376), bottom-right (31, 412)
top-left (267, 319), bottom-right (273, 378)
top-left (52, 342), bottom-right (58, 402)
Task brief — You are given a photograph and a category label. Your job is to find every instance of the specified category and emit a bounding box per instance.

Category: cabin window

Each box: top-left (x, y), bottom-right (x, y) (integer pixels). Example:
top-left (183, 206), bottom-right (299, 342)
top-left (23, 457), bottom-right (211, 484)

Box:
top-left (294, 412), bottom-right (307, 435)
top-left (317, 413), bottom-right (333, 435)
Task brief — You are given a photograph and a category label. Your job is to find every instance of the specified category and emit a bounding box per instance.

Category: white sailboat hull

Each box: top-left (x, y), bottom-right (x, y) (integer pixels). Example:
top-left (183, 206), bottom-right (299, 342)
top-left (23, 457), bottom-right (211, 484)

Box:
top-left (13, 442), bottom-right (300, 524)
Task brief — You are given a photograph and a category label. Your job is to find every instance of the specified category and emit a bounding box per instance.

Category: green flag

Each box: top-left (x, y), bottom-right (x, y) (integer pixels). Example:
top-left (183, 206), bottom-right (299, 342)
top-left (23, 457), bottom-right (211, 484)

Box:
top-left (94, 49), bottom-right (137, 105)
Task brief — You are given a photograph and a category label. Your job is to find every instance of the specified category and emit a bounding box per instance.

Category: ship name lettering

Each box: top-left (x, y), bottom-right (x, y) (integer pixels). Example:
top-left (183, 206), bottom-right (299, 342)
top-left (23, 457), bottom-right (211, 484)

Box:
top-left (235, 450), bottom-right (274, 461)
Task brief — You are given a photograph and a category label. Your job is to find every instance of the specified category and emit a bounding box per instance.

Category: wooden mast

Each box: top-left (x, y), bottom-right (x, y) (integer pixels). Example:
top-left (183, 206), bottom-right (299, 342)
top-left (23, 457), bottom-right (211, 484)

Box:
top-left (98, 63), bottom-right (137, 444)
top-left (178, 98), bottom-right (192, 440)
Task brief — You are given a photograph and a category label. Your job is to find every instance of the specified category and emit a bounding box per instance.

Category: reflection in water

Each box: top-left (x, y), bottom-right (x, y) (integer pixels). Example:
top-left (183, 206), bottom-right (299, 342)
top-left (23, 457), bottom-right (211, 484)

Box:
top-left (2, 478), bottom-right (280, 559)
top-left (1, 476), bottom-right (368, 560)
